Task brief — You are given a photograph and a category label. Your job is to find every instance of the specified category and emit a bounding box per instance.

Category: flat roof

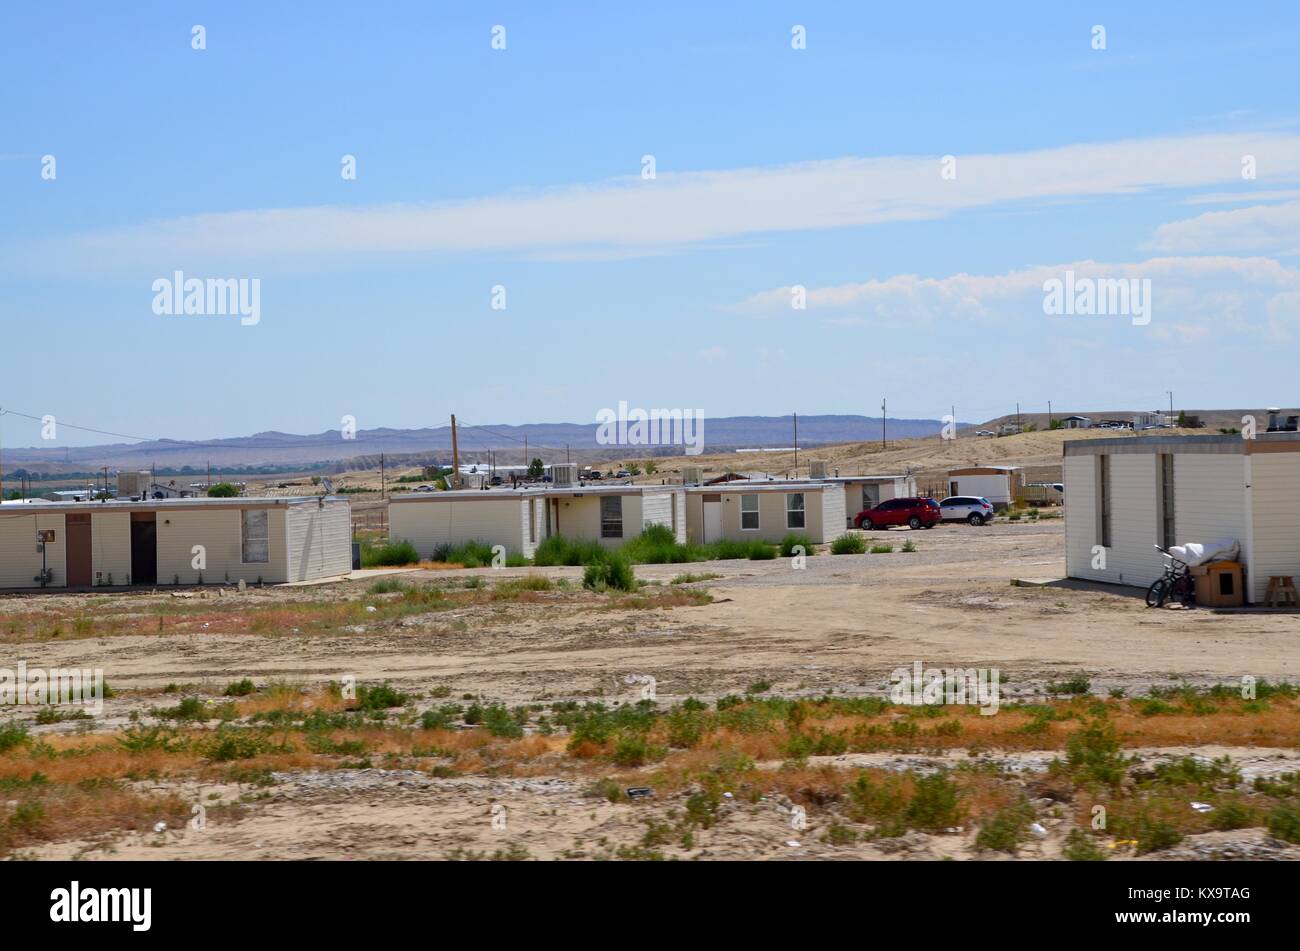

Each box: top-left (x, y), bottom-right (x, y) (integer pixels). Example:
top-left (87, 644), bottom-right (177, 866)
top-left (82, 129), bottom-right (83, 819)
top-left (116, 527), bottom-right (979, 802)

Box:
top-left (0, 496), bottom-right (338, 515)
top-left (390, 484), bottom-right (681, 502)
top-left (1062, 432), bottom-right (1300, 456)
top-left (686, 481), bottom-right (831, 494)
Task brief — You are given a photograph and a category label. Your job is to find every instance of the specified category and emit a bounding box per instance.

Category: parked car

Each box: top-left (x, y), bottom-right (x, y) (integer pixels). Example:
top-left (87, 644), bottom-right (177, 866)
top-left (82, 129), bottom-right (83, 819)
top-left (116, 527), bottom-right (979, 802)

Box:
top-left (975, 429), bottom-right (995, 436)
top-left (939, 496), bottom-right (994, 525)
top-left (854, 497), bottom-right (941, 530)
top-left (615, 469), bottom-right (631, 478)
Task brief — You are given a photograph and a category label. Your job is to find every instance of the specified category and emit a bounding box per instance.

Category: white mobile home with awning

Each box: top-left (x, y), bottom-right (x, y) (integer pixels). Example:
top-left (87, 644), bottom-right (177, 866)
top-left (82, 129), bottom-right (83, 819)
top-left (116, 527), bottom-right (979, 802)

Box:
top-left (0, 496), bottom-right (352, 589)
top-left (1064, 432), bottom-right (1300, 603)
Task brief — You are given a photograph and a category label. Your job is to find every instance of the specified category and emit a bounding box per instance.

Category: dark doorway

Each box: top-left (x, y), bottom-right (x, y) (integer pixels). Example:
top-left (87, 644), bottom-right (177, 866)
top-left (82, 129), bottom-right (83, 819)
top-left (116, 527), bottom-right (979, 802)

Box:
top-left (66, 513), bottom-right (92, 587)
top-left (130, 512), bottom-right (157, 585)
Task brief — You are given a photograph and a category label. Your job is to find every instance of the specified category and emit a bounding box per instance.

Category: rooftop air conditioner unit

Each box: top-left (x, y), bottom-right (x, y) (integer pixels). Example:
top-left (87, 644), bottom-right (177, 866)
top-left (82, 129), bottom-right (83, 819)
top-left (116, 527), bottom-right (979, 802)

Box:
top-left (681, 465), bottom-right (703, 485)
top-left (552, 464), bottom-right (579, 487)
top-left (808, 460), bottom-right (828, 480)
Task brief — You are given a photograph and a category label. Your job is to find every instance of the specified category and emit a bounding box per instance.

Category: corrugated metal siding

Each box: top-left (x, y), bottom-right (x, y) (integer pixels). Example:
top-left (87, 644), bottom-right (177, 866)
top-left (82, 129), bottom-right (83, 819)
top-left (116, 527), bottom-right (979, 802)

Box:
top-left (0, 512), bottom-right (65, 588)
top-left (286, 499), bottom-right (352, 581)
top-left (156, 508), bottom-right (288, 584)
top-left (91, 512), bottom-right (131, 585)
top-left (389, 497), bottom-right (528, 559)
top-left (1247, 454), bottom-right (1300, 602)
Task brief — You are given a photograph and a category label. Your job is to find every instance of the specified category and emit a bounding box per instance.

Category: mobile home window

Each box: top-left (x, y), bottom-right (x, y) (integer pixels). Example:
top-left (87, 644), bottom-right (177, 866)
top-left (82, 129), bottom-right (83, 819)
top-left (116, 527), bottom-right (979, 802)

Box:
top-left (600, 496), bottom-right (623, 538)
top-left (1096, 455), bottom-right (1112, 548)
top-left (1159, 454), bottom-right (1175, 548)
top-left (241, 510), bottom-right (269, 564)
top-left (786, 493), bottom-right (806, 529)
top-left (740, 494), bottom-right (760, 530)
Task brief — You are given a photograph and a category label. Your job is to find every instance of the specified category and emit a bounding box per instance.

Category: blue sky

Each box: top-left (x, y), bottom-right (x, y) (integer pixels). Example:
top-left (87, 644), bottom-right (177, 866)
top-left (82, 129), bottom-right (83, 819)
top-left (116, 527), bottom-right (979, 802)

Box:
top-left (3, 1), bottom-right (1300, 448)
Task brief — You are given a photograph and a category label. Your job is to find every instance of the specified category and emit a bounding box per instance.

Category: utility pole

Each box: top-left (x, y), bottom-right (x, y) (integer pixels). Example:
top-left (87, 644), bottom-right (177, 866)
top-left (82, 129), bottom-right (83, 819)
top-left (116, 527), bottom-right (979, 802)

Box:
top-left (1048, 401), bottom-right (1052, 429)
top-left (380, 452), bottom-right (386, 498)
top-left (792, 413), bottom-right (798, 474)
top-left (566, 444), bottom-right (571, 464)
top-left (881, 399), bottom-right (887, 450)
top-left (1167, 390), bottom-right (1174, 426)
top-left (450, 414), bottom-right (461, 489)
top-left (524, 436), bottom-right (528, 473)
top-left (1016, 403), bottom-right (1021, 432)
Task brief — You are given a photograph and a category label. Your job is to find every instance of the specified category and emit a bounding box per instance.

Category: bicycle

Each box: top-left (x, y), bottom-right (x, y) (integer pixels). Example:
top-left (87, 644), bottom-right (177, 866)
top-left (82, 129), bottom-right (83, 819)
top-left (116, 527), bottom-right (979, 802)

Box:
top-left (1146, 545), bottom-right (1195, 608)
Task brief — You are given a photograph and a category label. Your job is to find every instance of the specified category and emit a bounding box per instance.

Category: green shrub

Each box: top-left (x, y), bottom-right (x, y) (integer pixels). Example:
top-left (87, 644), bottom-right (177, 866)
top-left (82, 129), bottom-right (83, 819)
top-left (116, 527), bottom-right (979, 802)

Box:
top-left (360, 539), bottom-right (419, 567)
top-left (904, 772), bottom-right (965, 831)
top-left (202, 727), bottom-right (271, 762)
top-left (355, 683), bottom-right (409, 710)
top-left (830, 533), bottom-right (866, 555)
top-left (1063, 828), bottom-right (1107, 861)
top-left (367, 577), bottom-right (409, 594)
top-left (869, 543), bottom-right (894, 554)
top-left (611, 733), bottom-right (665, 766)
top-left (779, 534), bottom-right (815, 558)
top-left (1133, 815), bottom-right (1183, 854)
top-left (533, 535), bottom-right (608, 567)
top-left (1267, 804), bottom-right (1300, 843)
top-left (431, 540), bottom-right (498, 568)
top-left (583, 554), bottom-right (637, 592)
top-left (1047, 674), bottom-right (1091, 696)
top-left (223, 678), bottom-right (256, 697)
top-left (0, 723), bottom-right (31, 753)
top-left (1064, 719), bottom-right (1128, 786)
top-left (974, 800), bottom-right (1035, 853)
top-left (206, 482), bottom-right (238, 498)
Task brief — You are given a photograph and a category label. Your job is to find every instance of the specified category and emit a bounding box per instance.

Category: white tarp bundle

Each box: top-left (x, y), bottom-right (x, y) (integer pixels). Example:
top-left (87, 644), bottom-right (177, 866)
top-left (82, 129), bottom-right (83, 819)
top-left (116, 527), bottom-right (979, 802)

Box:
top-left (1168, 538), bottom-right (1239, 567)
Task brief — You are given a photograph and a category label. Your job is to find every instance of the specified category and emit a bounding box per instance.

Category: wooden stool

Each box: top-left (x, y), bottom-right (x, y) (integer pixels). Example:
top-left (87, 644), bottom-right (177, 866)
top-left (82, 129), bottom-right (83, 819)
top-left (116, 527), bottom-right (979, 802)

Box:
top-left (1265, 576), bottom-right (1298, 608)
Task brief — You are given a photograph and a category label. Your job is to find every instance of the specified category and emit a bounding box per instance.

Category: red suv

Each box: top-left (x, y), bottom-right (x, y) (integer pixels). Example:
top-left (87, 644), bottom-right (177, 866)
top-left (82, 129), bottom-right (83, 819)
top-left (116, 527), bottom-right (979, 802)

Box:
top-left (854, 497), bottom-right (941, 531)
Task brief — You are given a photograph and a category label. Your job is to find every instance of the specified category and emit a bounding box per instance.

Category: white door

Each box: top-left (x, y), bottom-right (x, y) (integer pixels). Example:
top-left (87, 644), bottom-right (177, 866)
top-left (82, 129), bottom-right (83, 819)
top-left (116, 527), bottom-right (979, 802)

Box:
top-left (704, 500), bottom-right (722, 543)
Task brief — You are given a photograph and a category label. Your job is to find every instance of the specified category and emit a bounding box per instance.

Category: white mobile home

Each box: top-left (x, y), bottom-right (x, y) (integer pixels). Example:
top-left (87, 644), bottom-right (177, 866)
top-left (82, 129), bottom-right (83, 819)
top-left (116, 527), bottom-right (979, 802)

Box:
top-left (389, 484), bottom-right (686, 560)
top-left (1064, 432), bottom-right (1300, 603)
top-left (684, 482), bottom-right (845, 545)
top-left (0, 496), bottom-right (351, 589)
top-left (946, 466), bottom-right (1024, 509)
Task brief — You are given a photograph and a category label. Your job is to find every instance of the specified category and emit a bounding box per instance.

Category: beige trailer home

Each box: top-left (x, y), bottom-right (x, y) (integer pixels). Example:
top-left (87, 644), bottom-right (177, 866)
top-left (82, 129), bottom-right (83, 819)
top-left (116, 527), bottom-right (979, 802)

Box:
top-left (1063, 432), bottom-right (1300, 604)
top-left (0, 496), bottom-right (351, 589)
top-left (389, 484), bottom-right (686, 560)
top-left (685, 482), bottom-right (845, 545)
top-left (946, 466), bottom-right (1024, 509)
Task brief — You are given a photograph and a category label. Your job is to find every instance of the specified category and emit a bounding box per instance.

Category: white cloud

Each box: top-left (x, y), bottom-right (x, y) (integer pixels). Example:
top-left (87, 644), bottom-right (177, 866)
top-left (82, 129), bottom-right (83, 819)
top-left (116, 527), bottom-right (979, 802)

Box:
top-left (1147, 199), bottom-right (1300, 255)
top-left (44, 132), bottom-right (1300, 269)
top-left (736, 256), bottom-right (1300, 341)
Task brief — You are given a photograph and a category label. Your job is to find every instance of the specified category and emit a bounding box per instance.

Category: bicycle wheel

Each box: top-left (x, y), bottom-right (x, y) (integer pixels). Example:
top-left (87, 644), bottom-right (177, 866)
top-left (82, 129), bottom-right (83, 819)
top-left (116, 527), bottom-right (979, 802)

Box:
top-left (1145, 578), bottom-right (1167, 608)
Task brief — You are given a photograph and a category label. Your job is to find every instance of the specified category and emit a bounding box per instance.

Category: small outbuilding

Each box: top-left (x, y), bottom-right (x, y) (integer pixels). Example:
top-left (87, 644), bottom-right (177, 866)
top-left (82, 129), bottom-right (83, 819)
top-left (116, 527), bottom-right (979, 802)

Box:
top-left (1064, 432), bottom-right (1300, 603)
top-left (1061, 415), bottom-right (1092, 429)
top-left (0, 496), bottom-right (352, 589)
top-left (945, 466), bottom-right (1024, 509)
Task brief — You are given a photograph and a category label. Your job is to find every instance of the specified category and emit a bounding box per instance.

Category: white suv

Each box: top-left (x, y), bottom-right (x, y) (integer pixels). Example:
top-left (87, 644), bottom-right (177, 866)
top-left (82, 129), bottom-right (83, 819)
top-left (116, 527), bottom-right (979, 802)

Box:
top-left (939, 496), bottom-right (994, 525)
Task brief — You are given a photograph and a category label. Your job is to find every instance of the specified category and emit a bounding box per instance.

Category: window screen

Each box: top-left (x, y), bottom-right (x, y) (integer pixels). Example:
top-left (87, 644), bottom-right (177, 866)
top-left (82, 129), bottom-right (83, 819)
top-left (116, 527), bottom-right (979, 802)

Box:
top-left (740, 494), bottom-right (759, 530)
top-left (242, 510), bottom-right (269, 564)
top-left (600, 496), bottom-right (623, 538)
top-left (786, 493), bottom-right (806, 529)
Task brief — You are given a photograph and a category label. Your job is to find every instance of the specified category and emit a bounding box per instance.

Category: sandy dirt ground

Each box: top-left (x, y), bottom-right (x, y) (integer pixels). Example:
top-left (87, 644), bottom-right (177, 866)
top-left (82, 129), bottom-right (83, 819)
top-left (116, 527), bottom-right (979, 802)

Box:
top-left (5, 520), bottom-right (1299, 861)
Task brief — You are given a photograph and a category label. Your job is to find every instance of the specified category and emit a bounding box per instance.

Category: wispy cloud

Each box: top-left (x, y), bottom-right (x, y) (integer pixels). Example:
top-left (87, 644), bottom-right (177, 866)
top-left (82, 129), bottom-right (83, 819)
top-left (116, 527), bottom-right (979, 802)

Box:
top-left (736, 256), bottom-right (1300, 343)
top-left (34, 132), bottom-right (1300, 270)
top-left (1147, 199), bottom-right (1300, 255)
